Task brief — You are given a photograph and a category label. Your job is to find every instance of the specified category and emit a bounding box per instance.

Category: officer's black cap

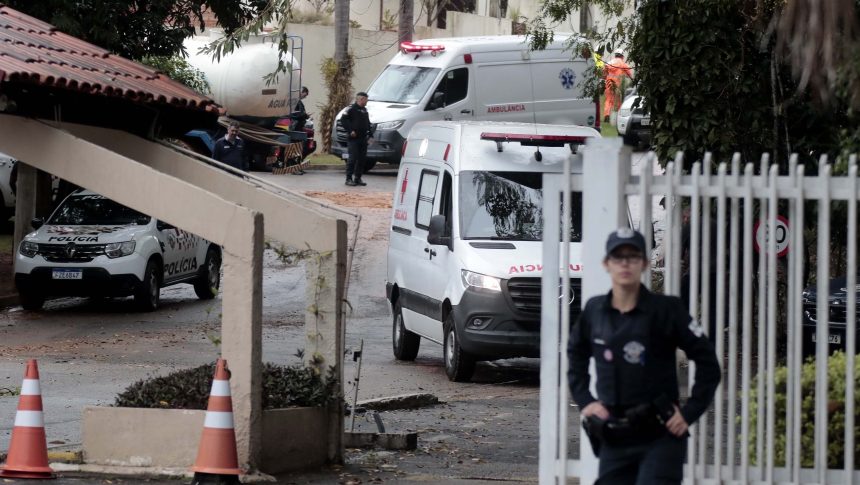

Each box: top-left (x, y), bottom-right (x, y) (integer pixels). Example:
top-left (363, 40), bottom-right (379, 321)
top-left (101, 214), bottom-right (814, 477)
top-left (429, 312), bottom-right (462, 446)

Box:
top-left (605, 228), bottom-right (646, 257)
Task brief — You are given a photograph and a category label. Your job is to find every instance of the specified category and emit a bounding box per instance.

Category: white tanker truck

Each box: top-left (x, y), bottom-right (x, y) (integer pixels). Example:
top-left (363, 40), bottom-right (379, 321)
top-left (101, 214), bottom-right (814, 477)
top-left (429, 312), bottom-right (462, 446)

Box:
top-left (180, 34), bottom-right (315, 171)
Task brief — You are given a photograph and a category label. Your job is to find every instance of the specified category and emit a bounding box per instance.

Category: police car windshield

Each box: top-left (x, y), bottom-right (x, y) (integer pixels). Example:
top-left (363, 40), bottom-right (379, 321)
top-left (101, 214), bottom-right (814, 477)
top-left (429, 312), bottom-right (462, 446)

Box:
top-left (459, 171), bottom-right (582, 241)
top-left (49, 195), bottom-right (151, 225)
top-left (367, 65), bottom-right (440, 104)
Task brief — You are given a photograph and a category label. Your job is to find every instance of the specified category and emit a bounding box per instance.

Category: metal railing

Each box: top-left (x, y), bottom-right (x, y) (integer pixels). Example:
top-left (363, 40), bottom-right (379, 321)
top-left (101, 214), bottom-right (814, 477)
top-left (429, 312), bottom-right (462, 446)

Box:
top-left (540, 138), bottom-right (860, 484)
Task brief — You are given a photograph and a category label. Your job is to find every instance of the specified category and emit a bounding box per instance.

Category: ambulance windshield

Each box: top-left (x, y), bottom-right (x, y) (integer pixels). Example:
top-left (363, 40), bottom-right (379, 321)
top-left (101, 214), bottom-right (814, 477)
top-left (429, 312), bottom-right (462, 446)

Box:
top-left (368, 65), bottom-right (440, 104)
top-left (50, 194), bottom-right (150, 226)
top-left (459, 171), bottom-right (582, 241)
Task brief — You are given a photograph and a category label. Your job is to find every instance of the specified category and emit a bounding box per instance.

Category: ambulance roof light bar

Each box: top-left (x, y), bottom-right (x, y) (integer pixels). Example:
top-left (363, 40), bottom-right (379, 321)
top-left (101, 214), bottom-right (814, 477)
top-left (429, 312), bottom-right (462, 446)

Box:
top-left (480, 132), bottom-right (592, 160)
top-left (400, 42), bottom-right (446, 56)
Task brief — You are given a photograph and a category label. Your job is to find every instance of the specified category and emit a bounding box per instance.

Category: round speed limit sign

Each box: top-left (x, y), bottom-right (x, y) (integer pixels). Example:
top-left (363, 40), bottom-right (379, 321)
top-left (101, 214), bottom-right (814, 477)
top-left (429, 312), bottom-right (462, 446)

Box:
top-left (753, 216), bottom-right (790, 257)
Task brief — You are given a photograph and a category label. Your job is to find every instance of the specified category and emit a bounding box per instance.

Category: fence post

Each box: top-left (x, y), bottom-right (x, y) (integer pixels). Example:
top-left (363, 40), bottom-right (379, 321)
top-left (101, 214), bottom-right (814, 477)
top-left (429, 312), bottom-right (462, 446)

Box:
top-left (575, 137), bottom-right (631, 484)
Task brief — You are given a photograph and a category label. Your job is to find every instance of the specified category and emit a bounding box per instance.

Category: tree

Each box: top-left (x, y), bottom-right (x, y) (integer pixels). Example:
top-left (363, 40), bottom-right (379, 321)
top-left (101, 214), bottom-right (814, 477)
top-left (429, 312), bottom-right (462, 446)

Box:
top-left (528, 0), bottom-right (860, 168)
top-left (399, 0), bottom-right (415, 42)
top-left (6, 0), bottom-right (267, 60)
top-left (140, 56), bottom-right (210, 94)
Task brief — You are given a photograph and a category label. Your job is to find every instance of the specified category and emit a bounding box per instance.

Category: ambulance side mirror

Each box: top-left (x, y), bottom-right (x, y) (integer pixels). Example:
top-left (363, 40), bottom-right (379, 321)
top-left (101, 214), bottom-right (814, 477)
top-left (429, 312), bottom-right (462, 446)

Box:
top-left (427, 215), bottom-right (451, 248)
top-left (427, 91), bottom-right (445, 111)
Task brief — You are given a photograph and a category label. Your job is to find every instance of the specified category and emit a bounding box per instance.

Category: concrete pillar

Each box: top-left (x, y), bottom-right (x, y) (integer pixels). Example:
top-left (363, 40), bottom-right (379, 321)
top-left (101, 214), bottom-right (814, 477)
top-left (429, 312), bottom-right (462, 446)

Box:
top-left (12, 163), bottom-right (36, 264)
top-left (303, 219), bottom-right (348, 463)
top-left (220, 212), bottom-right (264, 470)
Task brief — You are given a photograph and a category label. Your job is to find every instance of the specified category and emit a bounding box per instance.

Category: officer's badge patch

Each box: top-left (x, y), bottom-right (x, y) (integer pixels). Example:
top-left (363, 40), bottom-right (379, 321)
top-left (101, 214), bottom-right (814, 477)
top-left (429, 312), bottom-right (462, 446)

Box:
top-left (688, 319), bottom-right (705, 338)
top-left (623, 341), bottom-right (645, 365)
top-left (603, 349), bottom-right (613, 362)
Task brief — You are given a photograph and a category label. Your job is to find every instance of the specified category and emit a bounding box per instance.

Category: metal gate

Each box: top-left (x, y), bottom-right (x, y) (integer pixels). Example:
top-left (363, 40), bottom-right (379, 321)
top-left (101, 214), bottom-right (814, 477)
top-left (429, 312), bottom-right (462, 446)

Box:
top-left (540, 138), bottom-right (860, 484)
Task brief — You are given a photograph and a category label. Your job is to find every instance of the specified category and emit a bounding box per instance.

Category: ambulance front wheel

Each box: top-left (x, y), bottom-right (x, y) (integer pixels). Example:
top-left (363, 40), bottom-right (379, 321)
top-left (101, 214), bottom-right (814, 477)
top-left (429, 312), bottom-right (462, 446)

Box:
top-left (392, 299), bottom-right (420, 360)
top-left (444, 313), bottom-right (475, 382)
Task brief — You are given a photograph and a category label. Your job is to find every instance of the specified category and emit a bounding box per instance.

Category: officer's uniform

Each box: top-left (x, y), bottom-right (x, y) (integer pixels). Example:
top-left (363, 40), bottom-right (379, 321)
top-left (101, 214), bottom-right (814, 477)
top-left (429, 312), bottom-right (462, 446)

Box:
top-left (212, 136), bottom-right (245, 171)
top-left (340, 100), bottom-right (373, 184)
top-left (569, 273), bottom-right (720, 483)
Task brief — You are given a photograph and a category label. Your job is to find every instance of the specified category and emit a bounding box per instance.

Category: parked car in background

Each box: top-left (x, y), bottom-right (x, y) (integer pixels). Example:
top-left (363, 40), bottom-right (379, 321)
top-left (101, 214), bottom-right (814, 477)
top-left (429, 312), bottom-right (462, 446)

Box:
top-left (0, 152), bottom-right (16, 221)
top-left (801, 276), bottom-right (859, 359)
top-left (15, 190), bottom-right (221, 311)
top-left (617, 95), bottom-right (651, 150)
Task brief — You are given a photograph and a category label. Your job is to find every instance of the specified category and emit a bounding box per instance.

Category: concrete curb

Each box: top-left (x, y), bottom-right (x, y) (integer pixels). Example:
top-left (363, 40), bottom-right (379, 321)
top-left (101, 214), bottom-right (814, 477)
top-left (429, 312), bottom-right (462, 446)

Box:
top-left (49, 463), bottom-right (277, 482)
top-left (357, 393), bottom-right (440, 411)
top-left (304, 164), bottom-right (344, 171)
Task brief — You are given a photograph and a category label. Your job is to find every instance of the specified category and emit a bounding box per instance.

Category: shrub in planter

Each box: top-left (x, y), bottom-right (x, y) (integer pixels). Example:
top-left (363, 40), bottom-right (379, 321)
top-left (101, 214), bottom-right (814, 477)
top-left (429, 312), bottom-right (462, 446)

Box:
top-left (115, 362), bottom-right (338, 410)
top-left (747, 351), bottom-right (860, 469)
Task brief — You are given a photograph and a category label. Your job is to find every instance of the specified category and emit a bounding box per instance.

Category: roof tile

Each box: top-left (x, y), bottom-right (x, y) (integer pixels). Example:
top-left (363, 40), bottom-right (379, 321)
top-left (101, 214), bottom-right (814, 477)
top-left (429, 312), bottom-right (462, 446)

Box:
top-left (0, 5), bottom-right (219, 114)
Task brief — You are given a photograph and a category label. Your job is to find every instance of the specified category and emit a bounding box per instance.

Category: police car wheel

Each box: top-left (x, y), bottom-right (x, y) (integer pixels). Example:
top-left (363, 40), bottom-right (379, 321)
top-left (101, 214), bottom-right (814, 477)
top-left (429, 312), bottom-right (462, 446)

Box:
top-left (134, 259), bottom-right (161, 312)
top-left (392, 299), bottom-right (420, 361)
top-left (194, 248), bottom-right (221, 300)
top-left (444, 314), bottom-right (475, 382)
top-left (19, 290), bottom-right (44, 311)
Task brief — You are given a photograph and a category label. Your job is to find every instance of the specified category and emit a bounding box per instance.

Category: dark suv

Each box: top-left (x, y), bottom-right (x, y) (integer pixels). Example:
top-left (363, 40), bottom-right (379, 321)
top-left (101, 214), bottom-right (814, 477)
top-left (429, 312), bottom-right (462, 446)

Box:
top-left (801, 276), bottom-right (859, 359)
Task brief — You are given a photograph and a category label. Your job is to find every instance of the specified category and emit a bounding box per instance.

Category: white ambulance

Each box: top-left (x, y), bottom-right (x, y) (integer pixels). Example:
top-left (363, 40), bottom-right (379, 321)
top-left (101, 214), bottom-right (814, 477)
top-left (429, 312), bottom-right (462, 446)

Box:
top-left (386, 121), bottom-right (599, 381)
top-left (15, 190), bottom-right (221, 311)
top-left (332, 34), bottom-right (598, 170)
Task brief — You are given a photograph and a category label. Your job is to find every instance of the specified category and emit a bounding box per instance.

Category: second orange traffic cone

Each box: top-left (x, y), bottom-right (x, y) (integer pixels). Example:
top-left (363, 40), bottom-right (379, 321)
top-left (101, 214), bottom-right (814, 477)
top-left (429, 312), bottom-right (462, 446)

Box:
top-left (191, 358), bottom-right (241, 484)
top-left (0, 359), bottom-right (54, 479)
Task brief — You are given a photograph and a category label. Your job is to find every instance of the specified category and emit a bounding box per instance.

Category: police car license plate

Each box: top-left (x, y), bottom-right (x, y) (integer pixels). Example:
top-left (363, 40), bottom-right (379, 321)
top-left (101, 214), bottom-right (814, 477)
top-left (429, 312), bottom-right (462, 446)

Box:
top-left (641, 117), bottom-right (651, 126)
top-left (341, 153), bottom-right (349, 160)
top-left (811, 333), bottom-right (841, 344)
top-left (52, 269), bottom-right (82, 280)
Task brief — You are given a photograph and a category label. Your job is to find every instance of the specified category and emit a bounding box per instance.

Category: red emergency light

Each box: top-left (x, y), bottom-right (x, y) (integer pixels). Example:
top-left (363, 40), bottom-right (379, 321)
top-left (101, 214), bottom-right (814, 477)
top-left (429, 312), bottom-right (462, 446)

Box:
top-left (480, 132), bottom-right (591, 146)
top-left (480, 132), bottom-right (593, 160)
top-left (400, 42), bottom-right (446, 55)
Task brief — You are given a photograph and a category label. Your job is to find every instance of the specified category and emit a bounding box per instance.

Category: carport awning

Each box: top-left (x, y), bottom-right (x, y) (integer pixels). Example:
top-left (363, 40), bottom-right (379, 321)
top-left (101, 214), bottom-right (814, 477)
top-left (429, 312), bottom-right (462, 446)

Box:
top-left (0, 6), bottom-right (221, 136)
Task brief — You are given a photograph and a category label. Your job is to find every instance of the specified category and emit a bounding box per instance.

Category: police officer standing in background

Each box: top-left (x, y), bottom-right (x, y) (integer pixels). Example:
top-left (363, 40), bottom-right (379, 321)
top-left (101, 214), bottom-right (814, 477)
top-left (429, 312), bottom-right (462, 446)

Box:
top-left (340, 92), bottom-right (373, 187)
top-left (212, 121), bottom-right (246, 172)
top-left (569, 228), bottom-right (720, 484)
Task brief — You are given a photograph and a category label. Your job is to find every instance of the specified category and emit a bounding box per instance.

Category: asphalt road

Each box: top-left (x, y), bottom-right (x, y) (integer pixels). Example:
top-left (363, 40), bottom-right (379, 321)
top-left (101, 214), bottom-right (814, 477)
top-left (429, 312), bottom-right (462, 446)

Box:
top-left (0, 163), bottom-right (576, 484)
top-left (0, 152), bottom-right (661, 483)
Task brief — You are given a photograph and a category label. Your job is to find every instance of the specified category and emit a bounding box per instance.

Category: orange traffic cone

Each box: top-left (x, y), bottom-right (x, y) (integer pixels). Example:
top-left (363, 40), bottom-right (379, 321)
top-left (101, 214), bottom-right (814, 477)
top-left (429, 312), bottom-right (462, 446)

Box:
top-left (0, 359), bottom-right (54, 479)
top-left (191, 358), bottom-right (241, 484)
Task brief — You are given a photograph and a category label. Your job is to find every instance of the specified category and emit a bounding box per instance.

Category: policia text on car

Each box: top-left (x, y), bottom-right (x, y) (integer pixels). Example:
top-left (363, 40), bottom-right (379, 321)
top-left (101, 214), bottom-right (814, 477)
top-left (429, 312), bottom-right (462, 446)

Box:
top-left (569, 228), bottom-right (720, 484)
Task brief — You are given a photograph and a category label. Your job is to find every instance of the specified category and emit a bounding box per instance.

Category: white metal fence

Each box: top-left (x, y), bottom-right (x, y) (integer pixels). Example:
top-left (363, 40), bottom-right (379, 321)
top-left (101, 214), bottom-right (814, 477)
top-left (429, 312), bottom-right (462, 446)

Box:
top-left (539, 138), bottom-right (860, 484)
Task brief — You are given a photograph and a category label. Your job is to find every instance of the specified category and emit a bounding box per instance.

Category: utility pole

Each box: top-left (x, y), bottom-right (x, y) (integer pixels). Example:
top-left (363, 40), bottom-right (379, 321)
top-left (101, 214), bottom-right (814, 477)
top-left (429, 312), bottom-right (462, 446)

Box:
top-left (334, 0), bottom-right (349, 63)
top-left (399, 0), bottom-right (413, 42)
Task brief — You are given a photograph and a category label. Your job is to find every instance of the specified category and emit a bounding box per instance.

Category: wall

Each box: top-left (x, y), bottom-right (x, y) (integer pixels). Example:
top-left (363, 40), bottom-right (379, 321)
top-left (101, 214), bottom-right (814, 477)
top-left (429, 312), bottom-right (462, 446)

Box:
top-left (280, 14), bottom-right (510, 148)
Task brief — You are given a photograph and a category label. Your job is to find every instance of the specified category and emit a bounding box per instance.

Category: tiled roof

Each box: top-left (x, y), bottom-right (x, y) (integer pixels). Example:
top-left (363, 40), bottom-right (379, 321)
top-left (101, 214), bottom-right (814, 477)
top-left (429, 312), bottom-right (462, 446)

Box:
top-left (0, 5), bottom-right (219, 113)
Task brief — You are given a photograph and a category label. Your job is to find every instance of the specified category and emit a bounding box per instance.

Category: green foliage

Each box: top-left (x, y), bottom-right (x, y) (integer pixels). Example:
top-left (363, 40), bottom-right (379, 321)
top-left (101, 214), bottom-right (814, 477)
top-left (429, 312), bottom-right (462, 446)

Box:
top-left (631, 1), bottom-right (774, 166)
top-left (140, 56), bottom-right (210, 94)
top-left (527, 0), bottom-right (858, 171)
top-left (6, 0), bottom-right (267, 59)
top-left (200, 0), bottom-right (299, 86)
top-left (747, 351), bottom-right (860, 469)
top-left (114, 361), bottom-right (339, 410)
top-left (381, 9), bottom-right (398, 30)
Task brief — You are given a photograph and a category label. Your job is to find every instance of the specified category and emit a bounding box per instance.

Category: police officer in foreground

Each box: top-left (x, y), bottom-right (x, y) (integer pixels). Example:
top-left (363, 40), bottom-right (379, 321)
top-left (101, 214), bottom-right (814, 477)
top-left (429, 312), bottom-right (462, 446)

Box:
top-left (340, 91), bottom-right (373, 187)
top-left (569, 228), bottom-right (720, 484)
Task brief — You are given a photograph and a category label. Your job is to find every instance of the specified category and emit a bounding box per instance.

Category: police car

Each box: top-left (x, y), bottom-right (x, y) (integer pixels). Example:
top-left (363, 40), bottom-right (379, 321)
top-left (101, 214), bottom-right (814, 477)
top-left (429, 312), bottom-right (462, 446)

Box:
top-left (14, 190), bottom-right (221, 311)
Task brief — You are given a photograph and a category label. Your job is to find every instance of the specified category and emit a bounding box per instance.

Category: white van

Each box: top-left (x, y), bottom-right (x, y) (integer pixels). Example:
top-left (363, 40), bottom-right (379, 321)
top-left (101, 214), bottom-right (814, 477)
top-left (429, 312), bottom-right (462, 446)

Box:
top-left (332, 35), bottom-right (598, 170)
top-left (385, 121), bottom-right (599, 381)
